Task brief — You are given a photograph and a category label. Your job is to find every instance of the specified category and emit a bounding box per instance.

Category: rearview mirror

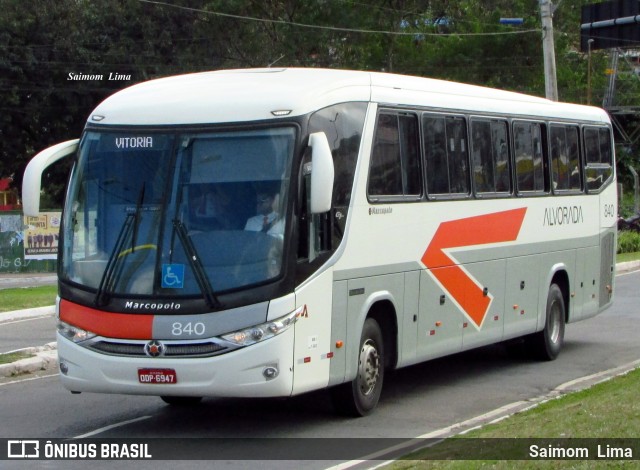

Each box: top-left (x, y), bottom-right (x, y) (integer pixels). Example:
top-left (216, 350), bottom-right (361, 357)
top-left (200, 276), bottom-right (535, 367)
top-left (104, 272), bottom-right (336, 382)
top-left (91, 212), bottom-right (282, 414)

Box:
top-left (307, 132), bottom-right (334, 214)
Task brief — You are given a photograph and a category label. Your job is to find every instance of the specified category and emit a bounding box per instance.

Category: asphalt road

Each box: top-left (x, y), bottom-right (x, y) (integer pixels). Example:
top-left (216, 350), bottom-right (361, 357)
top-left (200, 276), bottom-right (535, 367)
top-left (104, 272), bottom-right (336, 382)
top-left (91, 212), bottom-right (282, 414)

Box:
top-left (0, 314), bottom-right (56, 353)
top-left (1, 270), bottom-right (639, 469)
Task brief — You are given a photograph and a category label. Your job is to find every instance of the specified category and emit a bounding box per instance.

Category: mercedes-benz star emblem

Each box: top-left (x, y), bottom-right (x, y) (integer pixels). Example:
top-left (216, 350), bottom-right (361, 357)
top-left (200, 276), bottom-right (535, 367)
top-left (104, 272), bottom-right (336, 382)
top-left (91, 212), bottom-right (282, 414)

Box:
top-left (144, 340), bottom-right (166, 358)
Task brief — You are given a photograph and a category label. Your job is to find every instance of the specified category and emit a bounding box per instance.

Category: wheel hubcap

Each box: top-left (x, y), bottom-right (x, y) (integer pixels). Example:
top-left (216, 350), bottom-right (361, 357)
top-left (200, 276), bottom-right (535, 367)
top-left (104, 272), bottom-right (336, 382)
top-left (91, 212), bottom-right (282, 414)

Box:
top-left (358, 339), bottom-right (380, 396)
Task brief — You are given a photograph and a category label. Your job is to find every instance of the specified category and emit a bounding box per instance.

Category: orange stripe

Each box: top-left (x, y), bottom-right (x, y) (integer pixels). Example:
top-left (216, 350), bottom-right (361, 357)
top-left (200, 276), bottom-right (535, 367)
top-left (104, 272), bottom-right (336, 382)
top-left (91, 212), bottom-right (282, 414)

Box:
top-left (421, 208), bottom-right (527, 328)
top-left (60, 299), bottom-right (154, 340)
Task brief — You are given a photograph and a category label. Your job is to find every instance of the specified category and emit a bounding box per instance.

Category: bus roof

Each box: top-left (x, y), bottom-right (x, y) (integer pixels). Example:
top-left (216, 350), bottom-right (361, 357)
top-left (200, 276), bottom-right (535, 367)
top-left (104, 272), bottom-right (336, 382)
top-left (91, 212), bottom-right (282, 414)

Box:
top-left (89, 68), bottom-right (610, 126)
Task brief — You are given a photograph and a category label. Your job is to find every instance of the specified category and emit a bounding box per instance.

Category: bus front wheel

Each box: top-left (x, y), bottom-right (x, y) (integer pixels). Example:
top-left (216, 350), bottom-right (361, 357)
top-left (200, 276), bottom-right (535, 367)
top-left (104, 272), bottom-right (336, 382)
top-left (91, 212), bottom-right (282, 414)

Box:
top-left (331, 318), bottom-right (384, 417)
top-left (529, 283), bottom-right (566, 361)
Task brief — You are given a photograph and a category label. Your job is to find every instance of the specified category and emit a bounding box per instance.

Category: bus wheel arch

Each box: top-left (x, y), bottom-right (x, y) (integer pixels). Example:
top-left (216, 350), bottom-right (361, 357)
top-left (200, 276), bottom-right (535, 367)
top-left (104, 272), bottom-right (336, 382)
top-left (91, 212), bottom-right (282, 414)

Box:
top-left (331, 300), bottom-right (398, 416)
top-left (367, 300), bottom-right (398, 370)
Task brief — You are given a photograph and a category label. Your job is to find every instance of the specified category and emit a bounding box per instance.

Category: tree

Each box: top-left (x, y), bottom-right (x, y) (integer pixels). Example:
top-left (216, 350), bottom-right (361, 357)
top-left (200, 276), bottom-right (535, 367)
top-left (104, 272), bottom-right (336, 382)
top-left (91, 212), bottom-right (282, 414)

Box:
top-left (2, 0), bottom-right (635, 202)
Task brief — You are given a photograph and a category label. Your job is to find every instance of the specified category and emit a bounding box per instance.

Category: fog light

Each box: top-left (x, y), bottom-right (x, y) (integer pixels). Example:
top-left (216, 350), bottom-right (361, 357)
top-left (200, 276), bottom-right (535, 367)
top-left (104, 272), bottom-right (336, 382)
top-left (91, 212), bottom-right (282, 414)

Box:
top-left (251, 328), bottom-right (264, 341)
top-left (59, 361), bottom-right (69, 375)
top-left (263, 366), bottom-right (278, 380)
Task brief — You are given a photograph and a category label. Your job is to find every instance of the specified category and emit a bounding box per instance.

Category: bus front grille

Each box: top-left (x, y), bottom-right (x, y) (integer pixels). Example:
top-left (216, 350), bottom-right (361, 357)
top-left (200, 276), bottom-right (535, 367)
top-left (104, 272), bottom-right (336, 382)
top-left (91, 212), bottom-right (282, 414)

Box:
top-left (86, 339), bottom-right (229, 358)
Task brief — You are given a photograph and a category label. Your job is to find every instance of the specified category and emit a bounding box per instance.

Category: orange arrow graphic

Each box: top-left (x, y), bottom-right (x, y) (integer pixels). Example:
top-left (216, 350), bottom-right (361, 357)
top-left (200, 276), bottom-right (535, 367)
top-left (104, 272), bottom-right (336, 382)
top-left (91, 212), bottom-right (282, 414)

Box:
top-left (421, 208), bottom-right (527, 328)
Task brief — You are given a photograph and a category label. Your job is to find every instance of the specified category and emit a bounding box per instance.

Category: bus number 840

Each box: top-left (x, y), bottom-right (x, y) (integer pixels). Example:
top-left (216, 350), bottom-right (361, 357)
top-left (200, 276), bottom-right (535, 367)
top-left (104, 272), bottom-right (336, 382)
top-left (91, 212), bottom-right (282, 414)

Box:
top-left (171, 322), bottom-right (206, 336)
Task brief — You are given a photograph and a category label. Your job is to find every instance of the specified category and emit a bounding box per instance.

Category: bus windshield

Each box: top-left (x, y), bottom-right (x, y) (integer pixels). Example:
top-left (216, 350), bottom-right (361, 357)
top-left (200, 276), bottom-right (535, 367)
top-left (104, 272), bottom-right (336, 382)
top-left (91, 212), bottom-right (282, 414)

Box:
top-left (62, 127), bottom-right (296, 301)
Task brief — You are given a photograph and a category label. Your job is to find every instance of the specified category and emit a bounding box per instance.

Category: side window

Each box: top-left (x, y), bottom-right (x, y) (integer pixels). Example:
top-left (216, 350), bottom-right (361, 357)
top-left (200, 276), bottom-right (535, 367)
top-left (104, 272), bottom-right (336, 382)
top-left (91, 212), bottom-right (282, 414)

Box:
top-left (471, 119), bottom-right (510, 194)
top-left (550, 124), bottom-right (581, 192)
top-left (423, 114), bottom-right (469, 196)
top-left (513, 121), bottom-right (547, 194)
top-left (300, 102), bottom-right (367, 266)
top-left (368, 112), bottom-right (421, 198)
top-left (584, 127), bottom-right (614, 192)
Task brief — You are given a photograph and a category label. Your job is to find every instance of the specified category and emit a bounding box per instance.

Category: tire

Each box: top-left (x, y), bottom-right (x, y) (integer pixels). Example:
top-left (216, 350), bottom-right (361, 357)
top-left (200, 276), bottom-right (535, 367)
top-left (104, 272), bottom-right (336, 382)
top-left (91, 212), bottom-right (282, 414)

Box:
top-left (331, 318), bottom-right (384, 417)
top-left (160, 396), bottom-right (203, 406)
top-left (528, 283), bottom-right (566, 361)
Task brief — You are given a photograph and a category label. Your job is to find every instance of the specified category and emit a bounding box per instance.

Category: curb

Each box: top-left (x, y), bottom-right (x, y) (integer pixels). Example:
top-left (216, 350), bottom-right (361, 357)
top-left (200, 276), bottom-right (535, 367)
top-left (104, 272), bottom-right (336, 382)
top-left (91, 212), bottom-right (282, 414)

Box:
top-left (0, 305), bottom-right (56, 324)
top-left (616, 259), bottom-right (640, 274)
top-left (0, 342), bottom-right (58, 378)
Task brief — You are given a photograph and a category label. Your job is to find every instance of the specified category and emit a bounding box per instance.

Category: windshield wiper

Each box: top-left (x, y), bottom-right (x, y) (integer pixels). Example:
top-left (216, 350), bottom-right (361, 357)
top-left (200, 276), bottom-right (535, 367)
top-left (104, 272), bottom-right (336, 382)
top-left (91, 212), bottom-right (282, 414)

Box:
top-left (95, 184), bottom-right (145, 307)
top-left (95, 213), bottom-right (135, 306)
top-left (172, 219), bottom-right (222, 309)
top-left (130, 182), bottom-right (145, 254)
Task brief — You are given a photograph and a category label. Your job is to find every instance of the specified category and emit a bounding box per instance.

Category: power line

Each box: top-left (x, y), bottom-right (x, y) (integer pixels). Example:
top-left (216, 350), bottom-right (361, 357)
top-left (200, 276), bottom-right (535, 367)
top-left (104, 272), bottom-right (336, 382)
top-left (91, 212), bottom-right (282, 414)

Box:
top-left (1, 2), bottom-right (541, 52)
top-left (138, 0), bottom-right (540, 38)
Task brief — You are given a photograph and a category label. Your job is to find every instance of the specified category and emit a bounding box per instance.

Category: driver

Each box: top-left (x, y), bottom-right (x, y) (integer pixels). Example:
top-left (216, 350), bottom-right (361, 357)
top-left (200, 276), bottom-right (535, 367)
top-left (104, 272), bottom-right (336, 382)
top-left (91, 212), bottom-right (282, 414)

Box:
top-left (244, 191), bottom-right (283, 239)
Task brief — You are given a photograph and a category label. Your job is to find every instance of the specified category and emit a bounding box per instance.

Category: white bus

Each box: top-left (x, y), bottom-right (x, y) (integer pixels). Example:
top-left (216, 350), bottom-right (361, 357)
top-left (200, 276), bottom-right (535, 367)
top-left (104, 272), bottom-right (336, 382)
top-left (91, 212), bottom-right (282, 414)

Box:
top-left (23, 68), bottom-right (616, 416)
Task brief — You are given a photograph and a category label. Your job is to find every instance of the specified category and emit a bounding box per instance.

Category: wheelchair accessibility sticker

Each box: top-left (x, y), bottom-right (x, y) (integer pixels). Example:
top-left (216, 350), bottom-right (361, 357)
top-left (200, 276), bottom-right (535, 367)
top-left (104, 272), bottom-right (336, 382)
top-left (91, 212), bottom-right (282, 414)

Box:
top-left (162, 264), bottom-right (185, 289)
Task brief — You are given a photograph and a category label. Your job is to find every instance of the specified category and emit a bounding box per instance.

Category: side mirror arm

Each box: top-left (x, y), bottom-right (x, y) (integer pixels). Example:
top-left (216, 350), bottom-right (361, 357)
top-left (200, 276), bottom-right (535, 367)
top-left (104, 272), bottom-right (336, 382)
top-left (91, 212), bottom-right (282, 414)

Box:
top-left (22, 140), bottom-right (79, 216)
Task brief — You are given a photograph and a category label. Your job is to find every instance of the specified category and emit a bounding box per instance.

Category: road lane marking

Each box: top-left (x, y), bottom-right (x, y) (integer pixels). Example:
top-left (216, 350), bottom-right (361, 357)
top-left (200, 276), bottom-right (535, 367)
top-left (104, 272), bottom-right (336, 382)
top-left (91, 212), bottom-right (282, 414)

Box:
top-left (73, 415), bottom-right (153, 439)
top-left (0, 315), bottom-right (54, 326)
top-left (616, 269), bottom-right (639, 277)
top-left (0, 373), bottom-right (58, 387)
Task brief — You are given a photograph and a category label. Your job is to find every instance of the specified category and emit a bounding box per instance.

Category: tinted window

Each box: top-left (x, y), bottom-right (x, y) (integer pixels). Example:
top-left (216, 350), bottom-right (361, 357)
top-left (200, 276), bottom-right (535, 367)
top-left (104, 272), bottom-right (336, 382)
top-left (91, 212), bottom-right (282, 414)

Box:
top-left (308, 102), bottom-right (368, 253)
top-left (309, 102), bottom-right (367, 207)
top-left (423, 114), bottom-right (469, 196)
top-left (514, 121), bottom-right (547, 193)
top-left (471, 119), bottom-right (510, 194)
top-left (584, 127), bottom-right (613, 192)
top-left (369, 112), bottom-right (421, 197)
top-left (550, 125), bottom-right (581, 191)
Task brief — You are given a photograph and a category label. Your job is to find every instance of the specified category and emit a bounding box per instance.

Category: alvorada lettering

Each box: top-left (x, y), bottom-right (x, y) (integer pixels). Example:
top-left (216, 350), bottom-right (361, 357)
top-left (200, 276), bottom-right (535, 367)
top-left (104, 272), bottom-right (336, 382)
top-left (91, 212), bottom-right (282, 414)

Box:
top-left (543, 205), bottom-right (584, 226)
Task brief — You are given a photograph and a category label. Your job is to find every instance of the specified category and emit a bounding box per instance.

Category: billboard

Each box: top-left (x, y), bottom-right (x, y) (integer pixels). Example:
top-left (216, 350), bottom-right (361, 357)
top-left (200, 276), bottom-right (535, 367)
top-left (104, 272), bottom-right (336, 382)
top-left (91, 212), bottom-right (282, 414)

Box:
top-left (23, 212), bottom-right (61, 260)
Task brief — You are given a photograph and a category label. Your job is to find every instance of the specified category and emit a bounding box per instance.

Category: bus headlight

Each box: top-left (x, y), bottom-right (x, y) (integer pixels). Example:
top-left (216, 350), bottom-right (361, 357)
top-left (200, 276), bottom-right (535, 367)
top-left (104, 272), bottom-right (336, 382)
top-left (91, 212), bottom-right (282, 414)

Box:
top-left (221, 306), bottom-right (303, 347)
top-left (57, 321), bottom-right (96, 343)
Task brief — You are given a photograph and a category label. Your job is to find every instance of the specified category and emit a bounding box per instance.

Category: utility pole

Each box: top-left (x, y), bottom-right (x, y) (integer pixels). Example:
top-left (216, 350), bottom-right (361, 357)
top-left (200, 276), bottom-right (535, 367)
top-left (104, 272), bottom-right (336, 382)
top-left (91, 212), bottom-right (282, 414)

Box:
top-left (539, 0), bottom-right (558, 101)
top-left (587, 38), bottom-right (594, 105)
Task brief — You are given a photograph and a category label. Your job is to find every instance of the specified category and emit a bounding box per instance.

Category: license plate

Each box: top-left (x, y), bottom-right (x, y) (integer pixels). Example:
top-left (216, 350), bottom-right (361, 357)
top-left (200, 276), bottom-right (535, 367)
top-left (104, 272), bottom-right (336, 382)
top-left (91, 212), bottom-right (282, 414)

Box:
top-left (138, 368), bottom-right (177, 384)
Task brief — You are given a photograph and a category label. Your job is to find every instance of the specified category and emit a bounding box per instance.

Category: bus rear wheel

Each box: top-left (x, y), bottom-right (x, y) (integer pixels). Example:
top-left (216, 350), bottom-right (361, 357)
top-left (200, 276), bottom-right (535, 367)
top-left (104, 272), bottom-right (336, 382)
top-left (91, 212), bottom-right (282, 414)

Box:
top-left (331, 318), bottom-right (384, 417)
top-left (528, 283), bottom-right (565, 361)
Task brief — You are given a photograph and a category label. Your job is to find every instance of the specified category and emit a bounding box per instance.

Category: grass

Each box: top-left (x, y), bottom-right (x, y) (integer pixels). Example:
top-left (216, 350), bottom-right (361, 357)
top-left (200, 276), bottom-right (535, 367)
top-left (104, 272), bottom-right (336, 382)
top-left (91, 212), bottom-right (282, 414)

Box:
top-left (0, 351), bottom-right (35, 365)
top-left (0, 285), bottom-right (57, 313)
top-left (616, 251), bottom-right (640, 263)
top-left (388, 367), bottom-right (640, 469)
top-left (618, 231), bottom-right (640, 255)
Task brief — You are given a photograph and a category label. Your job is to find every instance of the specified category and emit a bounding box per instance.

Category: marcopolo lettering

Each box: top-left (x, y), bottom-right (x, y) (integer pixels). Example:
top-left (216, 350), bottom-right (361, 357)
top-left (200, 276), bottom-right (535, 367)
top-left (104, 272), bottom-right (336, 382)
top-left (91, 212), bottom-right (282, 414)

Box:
top-left (543, 205), bottom-right (584, 226)
top-left (125, 301), bottom-right (181, 311)
top-left (115, 137), bottom-right (153, 149)
top-left (369, 206), bottom-right (393, 215)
